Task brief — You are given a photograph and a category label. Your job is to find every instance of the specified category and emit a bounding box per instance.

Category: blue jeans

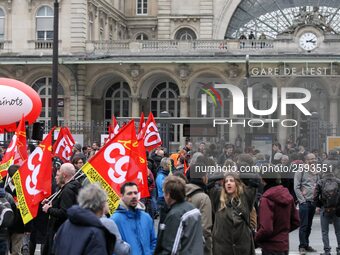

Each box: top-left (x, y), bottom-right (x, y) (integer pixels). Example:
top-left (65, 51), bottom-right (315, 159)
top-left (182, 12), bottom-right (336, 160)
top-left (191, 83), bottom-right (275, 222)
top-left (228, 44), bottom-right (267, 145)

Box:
top-left (320, 208), bottom-right (340, 252)
top-left (299, 201), bottom-right (316, 248)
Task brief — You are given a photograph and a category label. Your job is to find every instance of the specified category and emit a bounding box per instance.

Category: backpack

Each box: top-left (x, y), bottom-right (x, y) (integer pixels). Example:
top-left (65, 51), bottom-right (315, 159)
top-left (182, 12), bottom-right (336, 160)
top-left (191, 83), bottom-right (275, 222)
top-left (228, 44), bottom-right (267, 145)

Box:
top-left (0, 196), bottom-right (14, 227)
top-left (321, 178), bottom-right (340, 210)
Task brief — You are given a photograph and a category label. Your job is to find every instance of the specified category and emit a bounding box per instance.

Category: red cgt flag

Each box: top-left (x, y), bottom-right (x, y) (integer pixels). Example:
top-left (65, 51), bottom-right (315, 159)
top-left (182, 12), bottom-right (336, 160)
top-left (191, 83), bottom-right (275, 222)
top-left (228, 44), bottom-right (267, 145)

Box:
top-left (139, 112), bottom-right (162, 152)
top-left (82, 120), bottom-right (149, 213)
top-left (136, 112), bottom-right (145, 140)
top-left (0, 115), bottom-right (27, 179)
top-left (12, 130), bottom-right (52, 224)
top-left (108, 115), bottom-right (120, 140)
top-left (53, 127), bottom-right (75, 163)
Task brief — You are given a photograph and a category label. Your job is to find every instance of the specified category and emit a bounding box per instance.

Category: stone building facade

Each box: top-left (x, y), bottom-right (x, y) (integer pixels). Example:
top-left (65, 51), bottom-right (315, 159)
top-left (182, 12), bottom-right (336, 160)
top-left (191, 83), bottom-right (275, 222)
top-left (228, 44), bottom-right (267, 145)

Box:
top-left (0, 0), bottom-right (339, 150)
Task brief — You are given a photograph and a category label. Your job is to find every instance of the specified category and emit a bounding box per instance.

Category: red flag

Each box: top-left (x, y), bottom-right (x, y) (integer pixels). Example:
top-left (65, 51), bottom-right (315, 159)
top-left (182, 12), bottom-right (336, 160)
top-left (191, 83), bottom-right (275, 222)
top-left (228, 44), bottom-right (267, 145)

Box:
top-left (108, 115), bottom-right (120, 140)
top-left (137, 112), bottom-right (145, 140)
top-left (12, 130), bottom-right (52, 224)
top-left (139, 112), bottom-right (162, 152)
top-left (53, 127), bottom-right (75, 162)
top-left (0, 116), bottom-right (27, 179)
top-left (82, 120), bottom-right (149, 213)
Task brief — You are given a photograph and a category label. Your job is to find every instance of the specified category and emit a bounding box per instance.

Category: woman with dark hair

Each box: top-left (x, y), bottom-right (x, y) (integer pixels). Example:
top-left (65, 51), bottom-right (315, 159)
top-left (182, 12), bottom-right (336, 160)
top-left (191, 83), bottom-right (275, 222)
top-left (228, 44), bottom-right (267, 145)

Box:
top-left (212, 172), bottom-right (257, 255)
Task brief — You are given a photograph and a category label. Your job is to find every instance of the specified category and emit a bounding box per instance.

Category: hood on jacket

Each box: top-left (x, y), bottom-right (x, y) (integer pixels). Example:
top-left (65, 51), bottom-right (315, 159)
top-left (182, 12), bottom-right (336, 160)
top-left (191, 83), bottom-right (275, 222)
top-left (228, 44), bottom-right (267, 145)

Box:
top-left (262, 185), bottom-right (293, 206)
top-left (115, 200), bottom-right (146, 215)
top-left (185, 183), bottom-right (204, 197)
top-left (67, 205), bottom-right (103, 228)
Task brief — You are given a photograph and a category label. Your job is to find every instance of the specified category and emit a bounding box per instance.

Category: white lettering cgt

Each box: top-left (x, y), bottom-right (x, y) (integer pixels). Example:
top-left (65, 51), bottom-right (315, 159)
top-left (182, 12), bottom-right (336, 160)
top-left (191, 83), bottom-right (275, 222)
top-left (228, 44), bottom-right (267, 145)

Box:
top-left (144, 123), bottom-right (161, 147)
top-left (105, 143), bottom-right (130, 184)
top-left (26, 147), bottom-right (43, 195)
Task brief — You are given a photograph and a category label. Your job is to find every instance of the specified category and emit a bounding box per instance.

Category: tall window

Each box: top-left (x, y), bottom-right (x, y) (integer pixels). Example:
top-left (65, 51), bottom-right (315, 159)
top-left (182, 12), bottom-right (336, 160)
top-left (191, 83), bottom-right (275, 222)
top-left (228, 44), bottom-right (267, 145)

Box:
top-left (136, 0), bottom-right (148, 15)
top-left (32, 77), bottom-right (64, 125)
top-left (0, 9), bottom-right (4, 40)
top-left (150, 82), bottom-right (180, 117)
top-left (88, 13), bottom-right (94, 40)
top-left (36, 6), bottom-right (53, 40)
top-left (175, 28), bottom-right (197, 40)
top-left (99, 19), bottom-right (104, 41)
top-left (105, 82), bottom-right (131, 119)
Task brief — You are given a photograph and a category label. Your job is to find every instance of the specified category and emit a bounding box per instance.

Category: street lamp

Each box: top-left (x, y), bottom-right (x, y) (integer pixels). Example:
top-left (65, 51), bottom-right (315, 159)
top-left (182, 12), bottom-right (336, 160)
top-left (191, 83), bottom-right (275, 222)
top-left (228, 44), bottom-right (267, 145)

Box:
top-left (51, 0), bottom-right (59, 128)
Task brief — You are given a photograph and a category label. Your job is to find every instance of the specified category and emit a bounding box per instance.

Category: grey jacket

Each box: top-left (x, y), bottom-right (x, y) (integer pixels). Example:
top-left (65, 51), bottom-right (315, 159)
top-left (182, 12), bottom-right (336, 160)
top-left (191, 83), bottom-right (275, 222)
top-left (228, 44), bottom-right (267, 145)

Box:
top-left (155, 201), bottom-right (204, 255)
top-left (185, 183), bottom-right (212, 255)
top-left (294, 170), bottom-right (319, 204)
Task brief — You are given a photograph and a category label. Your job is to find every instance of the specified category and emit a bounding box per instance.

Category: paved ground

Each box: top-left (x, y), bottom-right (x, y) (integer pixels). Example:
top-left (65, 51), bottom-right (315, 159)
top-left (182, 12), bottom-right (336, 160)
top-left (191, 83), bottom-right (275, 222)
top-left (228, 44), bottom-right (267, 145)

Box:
top-left (32, 214), bottom-right (337, 255)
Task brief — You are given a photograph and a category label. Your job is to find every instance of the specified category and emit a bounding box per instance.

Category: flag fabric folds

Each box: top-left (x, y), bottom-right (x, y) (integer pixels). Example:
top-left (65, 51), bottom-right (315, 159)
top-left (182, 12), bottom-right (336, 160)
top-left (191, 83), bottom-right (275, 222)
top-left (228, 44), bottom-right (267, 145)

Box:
top-left (0, 116), bottom-right (27, 179)
top-left (53, 127), bottom-right (75, 163)
top-left (82, 120), bottom-right (149, 213)
top-left (12, 130), bottom-right (52, 224)
top-left (138, 112), bottom-right (162, 152)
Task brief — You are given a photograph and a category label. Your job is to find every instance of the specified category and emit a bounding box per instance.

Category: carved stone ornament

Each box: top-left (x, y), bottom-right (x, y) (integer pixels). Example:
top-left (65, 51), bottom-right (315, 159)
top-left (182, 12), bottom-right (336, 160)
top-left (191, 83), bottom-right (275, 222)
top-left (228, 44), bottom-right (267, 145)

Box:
top-left (177, 64), bottom-right (191, 80)
top-left (226, 63), bottom-right (240, 78)
top-left (129, 64), bottom-right (143, 81)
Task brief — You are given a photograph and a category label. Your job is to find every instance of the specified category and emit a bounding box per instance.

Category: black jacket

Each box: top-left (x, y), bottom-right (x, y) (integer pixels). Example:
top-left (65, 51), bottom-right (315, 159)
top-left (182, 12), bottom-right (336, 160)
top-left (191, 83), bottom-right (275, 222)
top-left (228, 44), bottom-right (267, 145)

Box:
top-left (47, 179), bottom-right (81, 232)
top-left (54, 205), bottom-right (116, 255)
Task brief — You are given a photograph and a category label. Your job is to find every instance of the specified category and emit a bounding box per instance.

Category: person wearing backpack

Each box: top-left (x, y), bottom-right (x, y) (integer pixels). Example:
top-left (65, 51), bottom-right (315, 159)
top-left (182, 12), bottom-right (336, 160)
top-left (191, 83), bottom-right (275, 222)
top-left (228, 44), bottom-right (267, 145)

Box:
top-left (0, 187), bottom-right (15, 254)
top-left (185, 155), bottom-right (213, 255)
top-left (314, 162), bottom-right (340, 255)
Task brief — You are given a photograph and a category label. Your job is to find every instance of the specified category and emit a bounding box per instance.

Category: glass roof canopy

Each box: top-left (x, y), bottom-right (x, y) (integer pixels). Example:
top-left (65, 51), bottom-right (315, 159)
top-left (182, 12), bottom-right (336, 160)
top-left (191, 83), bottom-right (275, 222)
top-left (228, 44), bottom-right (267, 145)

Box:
top-left (226, 0), bottom-right (340, 39)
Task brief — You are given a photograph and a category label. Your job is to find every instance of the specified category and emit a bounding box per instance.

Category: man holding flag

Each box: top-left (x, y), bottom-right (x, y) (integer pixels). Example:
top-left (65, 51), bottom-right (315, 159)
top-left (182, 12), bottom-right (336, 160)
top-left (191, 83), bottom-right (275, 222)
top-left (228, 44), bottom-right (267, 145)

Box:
top-left (41, 163), bottom-right (81, 255)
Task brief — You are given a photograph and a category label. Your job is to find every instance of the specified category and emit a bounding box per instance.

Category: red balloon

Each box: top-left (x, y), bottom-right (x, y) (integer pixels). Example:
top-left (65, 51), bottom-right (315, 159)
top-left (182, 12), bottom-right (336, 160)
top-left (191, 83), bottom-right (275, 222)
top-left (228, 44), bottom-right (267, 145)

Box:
top-left (0, 78), bottom-right (42, 132)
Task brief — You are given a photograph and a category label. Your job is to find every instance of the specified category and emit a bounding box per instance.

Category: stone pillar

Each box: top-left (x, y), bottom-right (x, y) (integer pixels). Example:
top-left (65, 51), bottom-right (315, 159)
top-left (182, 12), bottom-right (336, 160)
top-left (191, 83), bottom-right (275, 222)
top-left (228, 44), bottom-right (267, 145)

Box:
top-left (330, 97), bottom-right (338, 136)
top-left (229, 100), bottom-right (238, 144)
top-left (131, 96), bottom-right (140, 117)
top-left (180, 96), bottom-right (189, 117)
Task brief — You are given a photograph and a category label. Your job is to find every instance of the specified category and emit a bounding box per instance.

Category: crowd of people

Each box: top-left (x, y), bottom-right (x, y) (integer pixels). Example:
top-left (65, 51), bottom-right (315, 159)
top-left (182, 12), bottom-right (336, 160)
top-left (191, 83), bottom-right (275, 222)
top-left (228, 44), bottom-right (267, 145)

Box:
top-left (0, 139), bottom-right (340, 255)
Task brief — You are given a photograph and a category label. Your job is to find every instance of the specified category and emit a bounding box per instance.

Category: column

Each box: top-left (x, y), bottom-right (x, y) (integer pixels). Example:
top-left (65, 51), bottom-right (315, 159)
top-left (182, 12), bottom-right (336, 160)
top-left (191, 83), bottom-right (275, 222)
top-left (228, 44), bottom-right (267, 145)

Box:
top-left (330, 97), bottom-right (338, 136)
top-left (131, 95), bottom-right (140, 117)
top-left (179, 96), bottom-right (189, 147)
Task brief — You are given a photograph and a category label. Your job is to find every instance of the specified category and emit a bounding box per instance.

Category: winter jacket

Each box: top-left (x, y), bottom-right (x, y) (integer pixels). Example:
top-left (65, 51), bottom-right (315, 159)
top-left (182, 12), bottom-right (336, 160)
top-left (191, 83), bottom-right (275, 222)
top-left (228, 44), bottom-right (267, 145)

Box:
top-left (156, 168), bottom-right (170, 199)
top-left (54, 205), bottom-right (116, 255)
top-left (294, 170), bottom-right (319, 204)
top-left (313, 172), bottom-right (340, 209)
top-left (47, 179), bottom-right (81, 232)
top-left (185, 183), bottom-right (212, 255)
top-left (111, 201), bottom-right (157, 255)
top-left (255, 185), bottom-right (300, 252)
top-left (100, 217), bottom-right (131, 255)
top-left (212, 186), bottom-right (256, 255)
top-left (155, 201), bottom-right (204, 255)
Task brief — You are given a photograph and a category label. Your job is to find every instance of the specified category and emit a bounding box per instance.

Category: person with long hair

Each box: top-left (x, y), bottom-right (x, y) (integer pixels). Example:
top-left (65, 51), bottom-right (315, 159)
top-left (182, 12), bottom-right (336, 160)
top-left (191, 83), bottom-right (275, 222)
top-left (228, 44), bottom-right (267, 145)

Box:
top-left (212, 171), bottom-right (258, 255)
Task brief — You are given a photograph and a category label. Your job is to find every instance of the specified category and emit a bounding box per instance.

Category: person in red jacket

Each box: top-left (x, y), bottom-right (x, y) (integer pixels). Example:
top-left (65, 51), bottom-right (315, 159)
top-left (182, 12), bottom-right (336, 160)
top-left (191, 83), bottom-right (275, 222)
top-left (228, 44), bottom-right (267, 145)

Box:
top-left (255, 172), bottom-right (300, 255)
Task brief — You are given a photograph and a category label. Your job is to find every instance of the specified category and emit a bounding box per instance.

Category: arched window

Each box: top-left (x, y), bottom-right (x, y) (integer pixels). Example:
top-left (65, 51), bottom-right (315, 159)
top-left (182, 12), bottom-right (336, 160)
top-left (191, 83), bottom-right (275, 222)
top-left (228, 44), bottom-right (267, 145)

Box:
top-left (136, 33), bottom-right (148, 40)
top-left (150, 81), bottom-right (180, 117)
top-left (105, 81), bottom-right (131, 119)
top-left (88, 13), bottom-right (94, 40)
top-left (32, 77), bottom-right (64, 125)
top-left (0, 9), bottom-right (4, 40)
top-left (226, 2), bottom-right (340, 39)
top-left (175, 28), bottom-right (197, 40)
top-left (36, 6), bottom-right (53, 40)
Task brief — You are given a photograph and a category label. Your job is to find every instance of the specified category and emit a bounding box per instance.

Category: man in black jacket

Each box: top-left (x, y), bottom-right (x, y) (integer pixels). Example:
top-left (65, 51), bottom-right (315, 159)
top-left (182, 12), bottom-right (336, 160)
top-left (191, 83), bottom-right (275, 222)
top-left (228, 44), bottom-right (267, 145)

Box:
top-left (42, 163), bottom-right (81, 255)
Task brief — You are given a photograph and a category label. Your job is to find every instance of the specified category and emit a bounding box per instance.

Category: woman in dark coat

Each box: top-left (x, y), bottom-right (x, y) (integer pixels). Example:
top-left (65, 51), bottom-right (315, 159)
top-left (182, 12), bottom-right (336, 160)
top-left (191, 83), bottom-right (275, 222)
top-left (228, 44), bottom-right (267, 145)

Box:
top-left (212, 172), bottom-right (257, 255)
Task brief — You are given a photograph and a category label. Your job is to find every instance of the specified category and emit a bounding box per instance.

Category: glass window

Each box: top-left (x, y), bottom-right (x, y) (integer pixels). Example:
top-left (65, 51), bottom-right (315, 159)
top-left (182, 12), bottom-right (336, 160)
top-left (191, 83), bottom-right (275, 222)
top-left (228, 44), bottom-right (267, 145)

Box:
top-left (105, 81), bottom-right (131, 120)
top-left (226, 2), bottom-right (340, 39)
top-left (136, 33), bottom-right (148, 40)
top-left (150, 81), bottom-right (180, 117)
top-left (36, 6), bottom-right (53, 40)
top-left (0, 9), bottom-right (4, 40)
top-left (137, 0), bottom-right (148, 15)
top-left (32, 77), bottom-right (64, 125)
top-left (175, 28), bottom-right (197, 40)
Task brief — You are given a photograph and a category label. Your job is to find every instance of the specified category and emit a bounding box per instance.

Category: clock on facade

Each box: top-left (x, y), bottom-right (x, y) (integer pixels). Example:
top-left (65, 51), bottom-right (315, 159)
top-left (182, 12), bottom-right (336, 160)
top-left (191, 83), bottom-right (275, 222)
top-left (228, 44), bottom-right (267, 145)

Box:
top-left (299, 32), bottom-right (318, 51)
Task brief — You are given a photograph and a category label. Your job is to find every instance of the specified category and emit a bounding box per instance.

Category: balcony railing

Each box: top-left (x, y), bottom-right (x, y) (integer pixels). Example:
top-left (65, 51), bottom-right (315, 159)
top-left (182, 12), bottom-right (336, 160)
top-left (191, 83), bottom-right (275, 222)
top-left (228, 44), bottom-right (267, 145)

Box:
top-left (35, 40), bottom-right (54, 49)
top-left (85, 39), bottom-right (278, 55)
